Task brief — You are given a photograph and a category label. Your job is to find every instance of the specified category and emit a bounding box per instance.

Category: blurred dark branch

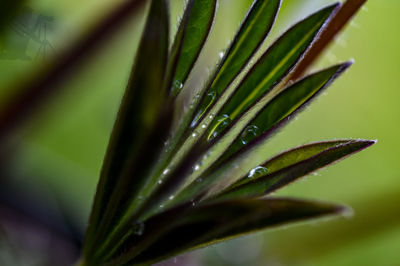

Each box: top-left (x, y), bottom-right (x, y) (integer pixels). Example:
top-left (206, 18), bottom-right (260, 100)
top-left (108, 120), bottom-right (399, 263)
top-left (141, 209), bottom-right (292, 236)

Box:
top-left (0, 0), bottom-right (147, 142)
top-left (289, 0), bottom-right (367, 81)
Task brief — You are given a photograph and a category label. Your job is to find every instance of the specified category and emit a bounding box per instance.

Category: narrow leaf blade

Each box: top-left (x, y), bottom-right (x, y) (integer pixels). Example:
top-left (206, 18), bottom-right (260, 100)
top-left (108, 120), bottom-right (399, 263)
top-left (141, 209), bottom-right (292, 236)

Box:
top-left (205, 3), bottom-right (339, 141)
top-left (174, 63), bottom-right (350, 205)
top-left (127, 0), bottom-right (283, 223)
top-left (216, 140), bottom-right (375, 200)
top-left (169, 0), bottom-right (217, 96)
top-left (220, 62), bottom-right (351, 161)
top-left (111, 198), bottom-right (345, 265)
top-left (191, 0), bottom-right (281, 126)
top-left (83, 0), bottom-right (170, 260)
top-left (290, 0), bottom-right (367, 81)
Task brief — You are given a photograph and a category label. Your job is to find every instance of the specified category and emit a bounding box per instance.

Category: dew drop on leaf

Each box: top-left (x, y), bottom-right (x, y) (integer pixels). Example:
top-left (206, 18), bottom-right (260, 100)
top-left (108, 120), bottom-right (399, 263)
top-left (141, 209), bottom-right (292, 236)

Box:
top-left (193, 164), bottom-right (200, 171)
top-left (162, 168), bottom-right (170, 175)
top-left (173, 80), bottom-right (183, 91)
top-left (240, 125), bottom-right (260, 145)
top-left (219, 51), bottom-right (224, 59)
top-left (208, 114), bottom-right (231, 141)
top-left (190, 93), bottom-right (201, 108)
top-left (206, 90), bottom-right (217, 102)
top-left (248, 166), bottom-right (268, 179)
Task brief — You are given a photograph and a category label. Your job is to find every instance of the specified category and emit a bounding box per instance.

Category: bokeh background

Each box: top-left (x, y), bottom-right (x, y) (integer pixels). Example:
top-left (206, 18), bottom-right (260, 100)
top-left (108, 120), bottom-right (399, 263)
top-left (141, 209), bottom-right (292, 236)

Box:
top-left (0, 0), bottom-right (399, 265)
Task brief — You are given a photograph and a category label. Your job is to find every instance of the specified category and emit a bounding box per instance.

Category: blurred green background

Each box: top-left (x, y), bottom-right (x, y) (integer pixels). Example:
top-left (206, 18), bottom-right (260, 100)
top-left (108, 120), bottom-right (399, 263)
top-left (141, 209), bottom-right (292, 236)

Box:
top-left (0, 0), bottom-right (399, 265)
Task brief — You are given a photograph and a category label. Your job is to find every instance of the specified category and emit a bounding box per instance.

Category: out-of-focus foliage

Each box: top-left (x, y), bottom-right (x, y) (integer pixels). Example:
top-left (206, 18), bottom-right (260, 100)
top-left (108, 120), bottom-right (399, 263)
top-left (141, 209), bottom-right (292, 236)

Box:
top-left (0, 0), bottom-right (397, 265)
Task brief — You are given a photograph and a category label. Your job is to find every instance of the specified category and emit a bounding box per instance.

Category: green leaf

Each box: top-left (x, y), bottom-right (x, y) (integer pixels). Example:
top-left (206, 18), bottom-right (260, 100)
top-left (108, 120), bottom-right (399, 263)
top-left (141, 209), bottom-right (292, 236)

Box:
top-left (172, 63), bottom-right (350, 205)
top-left (169, 0), bottom-right (217, 97)
top-left (83, 0), bottom-right (170, 261)
top-left (128, 0), bottom-right (282, 223)
top-left (145, 3), bottom-right (339, 216)
top-left (290, 0), bottom-right (367, 81)
top-left (214, 140), bottom-right (375, 201)
top-left (205, 3), bottom-right (339, 141)
top-left (108, 198), bottom-right (346, 265)
top-left (190, 0), bottom-right (281, 126)
top-left (218, 62), bottom-right (351, 161)
top-left (146, 0), bottom-right (281, 201)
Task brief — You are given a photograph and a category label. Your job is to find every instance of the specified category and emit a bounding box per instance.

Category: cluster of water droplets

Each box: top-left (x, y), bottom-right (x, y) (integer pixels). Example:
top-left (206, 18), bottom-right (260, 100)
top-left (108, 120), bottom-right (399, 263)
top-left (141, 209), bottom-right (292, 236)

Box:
top-left (240, 125), bottom-right (260, 145)
top-left (247, 166), bottom-right (268, 179)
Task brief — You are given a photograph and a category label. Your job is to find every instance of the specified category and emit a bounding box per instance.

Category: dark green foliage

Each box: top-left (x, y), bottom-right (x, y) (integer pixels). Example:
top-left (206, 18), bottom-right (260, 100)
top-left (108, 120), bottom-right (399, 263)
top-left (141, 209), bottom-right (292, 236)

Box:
top-left (190, 0), bottom-right (281, 127)
top-left (168, 0), bottom-right (217, 97)
top-left (83, 0), bottom-right (170, 259)
top-left (110, 198), bottom-right (346, 265)
top-left (77, 0), bottom-right (373, 265)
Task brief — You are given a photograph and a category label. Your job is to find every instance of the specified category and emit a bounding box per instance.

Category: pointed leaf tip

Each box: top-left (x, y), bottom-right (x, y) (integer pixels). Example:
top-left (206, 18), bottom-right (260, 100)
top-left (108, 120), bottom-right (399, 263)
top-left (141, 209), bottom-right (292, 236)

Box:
top-left (169, 0), bottom-right (217, 97)
top-left (214, 138), bottom-right (375, 201)
top-left (203, 2), bottom-right (342, 143)
top-left (109, 198), bottom-right (347, 265)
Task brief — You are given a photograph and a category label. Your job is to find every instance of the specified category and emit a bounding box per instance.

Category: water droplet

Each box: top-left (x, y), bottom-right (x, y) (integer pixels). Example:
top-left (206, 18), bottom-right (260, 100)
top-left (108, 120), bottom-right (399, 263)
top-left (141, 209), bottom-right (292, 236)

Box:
top-left (248, 166), bottom-right (268, 179)
top-left (189, 93), bottom-right (201, 109)
top-left (196, 177), bottom-right (203, 183)
top-left (162, 168), bottom-right (170, 175)
top-left (208, 114), bottom-right (231, 141)
top-left (219, 51), bottom-right (224, 59)
top-left (209, 113), bottom-right (215, 120)
top-left (158, 179), bottom-right (163, 184)
top-left (192, 131), bottom-right (199, 138)
top-left (159, 204), bottom-right (164, 209)
top-left (205, 90), bottom-right (216, 102)
top-left (193, 164), bottom-right (200, 171)
top-left (169, 195), bottom-right (175, 200)
top-left (240, 125), bottom-right (259, 145)
top-left (201, 124), bottom-right (207, 129)
top-left (173, 80), bottom-right (183, 91)
top-left (191, 111), bottom-right (202, 128)
top-left (132, 222), bottom-right (145, 236)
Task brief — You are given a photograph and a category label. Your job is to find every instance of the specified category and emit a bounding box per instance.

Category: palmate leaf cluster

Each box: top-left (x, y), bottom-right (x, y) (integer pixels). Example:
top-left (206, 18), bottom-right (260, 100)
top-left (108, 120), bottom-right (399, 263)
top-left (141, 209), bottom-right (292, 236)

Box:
top-left (76, 0), bottom-right (373, 265)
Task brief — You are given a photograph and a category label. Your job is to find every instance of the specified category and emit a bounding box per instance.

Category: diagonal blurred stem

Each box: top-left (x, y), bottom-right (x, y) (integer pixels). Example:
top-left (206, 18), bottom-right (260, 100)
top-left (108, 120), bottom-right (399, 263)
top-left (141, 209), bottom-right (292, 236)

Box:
top-left (0, 0), bottom-right (147, 142)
